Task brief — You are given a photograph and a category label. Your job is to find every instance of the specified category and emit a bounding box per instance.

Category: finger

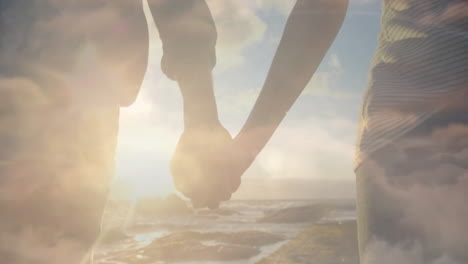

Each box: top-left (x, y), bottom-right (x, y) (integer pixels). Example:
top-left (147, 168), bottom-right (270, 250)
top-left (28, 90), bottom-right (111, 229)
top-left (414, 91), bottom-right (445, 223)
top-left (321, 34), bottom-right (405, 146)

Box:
top-left (207, 199), bottom-right (220, 210)
top-left (218, 188), bottom-right (231, 202)
top-left (224, 166), bottom-right (241, 194)
top-left (192, 183), bottom-right (216, 209)
top-left (190, 188), bottom-right (210, 209)
top-left (220, 191), bottom-right (232, 202)
top-left (219, 174), bottom-right (233, 201)
top-left (203, 173), bottom-right (229, 209)
top-left (229, 175), bottom-right (242, 193)
top-left (204, 179), bottom-right (223, 209)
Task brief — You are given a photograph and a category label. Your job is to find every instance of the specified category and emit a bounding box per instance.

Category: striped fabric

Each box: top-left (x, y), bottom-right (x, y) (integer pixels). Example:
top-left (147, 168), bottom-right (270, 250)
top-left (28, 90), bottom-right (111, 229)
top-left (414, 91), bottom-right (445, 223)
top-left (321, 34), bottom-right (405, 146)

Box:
top-left (355, 0), bottom-right (468, 169)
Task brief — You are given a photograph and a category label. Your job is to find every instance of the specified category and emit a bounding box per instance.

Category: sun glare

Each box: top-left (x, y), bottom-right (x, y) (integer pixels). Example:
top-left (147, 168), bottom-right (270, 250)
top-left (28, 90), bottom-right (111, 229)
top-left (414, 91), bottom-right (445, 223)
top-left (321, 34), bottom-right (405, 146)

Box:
top-left (120, 92), bottom-right (154, 122)
top-left (120, 173), bottom-right (175, 200)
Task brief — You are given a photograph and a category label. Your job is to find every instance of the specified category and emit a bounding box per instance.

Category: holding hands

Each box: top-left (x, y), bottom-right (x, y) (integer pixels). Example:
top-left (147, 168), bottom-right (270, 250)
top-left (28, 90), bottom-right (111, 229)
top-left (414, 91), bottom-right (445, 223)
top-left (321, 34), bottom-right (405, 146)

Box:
top-left (153, 0), bottom-right (347, 208)
top-left (152, 0), bottom-right (256, 208)
top-left (171, 122), bottom-right (260, 209)
top-left (169, 66), bottom-right (254, 209)
top-left (170, 124), bottom-right (239, 209)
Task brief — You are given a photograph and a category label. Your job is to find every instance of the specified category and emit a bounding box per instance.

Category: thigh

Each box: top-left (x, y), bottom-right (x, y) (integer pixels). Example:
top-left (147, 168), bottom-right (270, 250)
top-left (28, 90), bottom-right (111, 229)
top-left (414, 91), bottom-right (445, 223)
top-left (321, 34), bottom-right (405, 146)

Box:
top-left (0, 84), bottom-right (119, 263)
top-left (356, 112), bottom-right (468, 263)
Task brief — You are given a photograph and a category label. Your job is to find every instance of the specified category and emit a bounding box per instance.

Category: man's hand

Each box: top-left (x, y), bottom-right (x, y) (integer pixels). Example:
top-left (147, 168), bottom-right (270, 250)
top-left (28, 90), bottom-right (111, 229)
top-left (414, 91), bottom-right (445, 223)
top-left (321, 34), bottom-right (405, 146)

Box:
top-left (171, 123), bottom-right (239, 209)
top-left (170, 125), bottom-right (263, 209)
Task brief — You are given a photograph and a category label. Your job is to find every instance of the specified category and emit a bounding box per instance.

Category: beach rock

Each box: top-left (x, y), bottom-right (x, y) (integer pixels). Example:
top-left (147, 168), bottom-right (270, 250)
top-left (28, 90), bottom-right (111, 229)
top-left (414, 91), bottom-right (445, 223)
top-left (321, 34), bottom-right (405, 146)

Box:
top-left (197, 208), bottom-right (240, 216)
top-left (257, 204), bottom-right (332, 223)
top-left (127, 223), bottom-right (155, 232)
top-left (258, 221), bottom-right (359, 264)
top-left (117, 240), bottom-right (259, 263)
top-left (219, 231), bottom-right (284, 247)
top-left (127, 223), bottom-right (196, 233)
top-left (114, 230), bottom-right (284, 263)
top-left (156, 230), bottom-right (285, 247)
top-left (135, 194), bottom-right (192, 217)
top-left (99, 228), bottom-right (130, 244)
top-left (143, 240), bottom-right (259, 262)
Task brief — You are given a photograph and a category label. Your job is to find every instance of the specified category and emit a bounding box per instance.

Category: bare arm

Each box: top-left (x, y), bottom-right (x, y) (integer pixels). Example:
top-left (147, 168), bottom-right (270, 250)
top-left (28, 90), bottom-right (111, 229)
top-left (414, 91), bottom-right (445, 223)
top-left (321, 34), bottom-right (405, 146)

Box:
top-left (149, 0), bottom-right (233, 208)
top-left (235, 0), bottom-right (349, 161)
top-left (148, 0), bottom-right (219, 127)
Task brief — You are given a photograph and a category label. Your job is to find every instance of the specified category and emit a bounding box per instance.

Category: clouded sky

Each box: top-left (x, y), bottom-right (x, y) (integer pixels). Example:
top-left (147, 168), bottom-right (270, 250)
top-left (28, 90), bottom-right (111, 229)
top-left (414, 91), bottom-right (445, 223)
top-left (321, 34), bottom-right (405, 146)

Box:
top-left (113, 0), bottom-right (383, 199)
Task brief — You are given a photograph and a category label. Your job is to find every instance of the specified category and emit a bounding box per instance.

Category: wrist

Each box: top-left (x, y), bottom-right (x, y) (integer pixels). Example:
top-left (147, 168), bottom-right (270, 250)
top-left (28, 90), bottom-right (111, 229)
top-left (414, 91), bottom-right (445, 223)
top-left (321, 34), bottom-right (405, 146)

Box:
top-left (184, 113), bottom-right (220, 130)
top-left (234, 130), bottom-right (263, 161)
top-left (177, 68), bottom-right (219, 130)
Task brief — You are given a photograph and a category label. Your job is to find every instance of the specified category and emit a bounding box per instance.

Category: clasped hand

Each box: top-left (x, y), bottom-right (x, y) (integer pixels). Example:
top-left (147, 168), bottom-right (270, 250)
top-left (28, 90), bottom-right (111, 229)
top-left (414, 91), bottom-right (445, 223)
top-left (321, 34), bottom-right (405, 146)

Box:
top-left (170, 123), bottom-right (254, 209)
top-left (154, 0), bottom-right (255, 209)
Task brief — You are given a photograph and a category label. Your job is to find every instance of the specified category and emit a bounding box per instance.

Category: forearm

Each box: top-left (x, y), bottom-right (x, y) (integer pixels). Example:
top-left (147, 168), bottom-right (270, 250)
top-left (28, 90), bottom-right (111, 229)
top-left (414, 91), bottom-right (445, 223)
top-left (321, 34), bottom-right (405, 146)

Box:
top-left (237, 0), bottom-right (349, 153)
top-left (148, 0), bottom-right (218, 128)
top-left (148, 0), bottom-right (216, 69)
top-left (149, 0), bottom-right (201, 38)
top-left (177, 68), bottom-right (219, 128)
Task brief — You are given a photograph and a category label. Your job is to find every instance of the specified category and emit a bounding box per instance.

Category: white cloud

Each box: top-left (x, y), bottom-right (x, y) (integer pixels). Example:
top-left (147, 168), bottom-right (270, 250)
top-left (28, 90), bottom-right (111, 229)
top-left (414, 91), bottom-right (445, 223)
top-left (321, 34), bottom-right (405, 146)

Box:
top-left (420, 1), bottom-right (468, 25)
top-left (351, 0), bottom-right (377, 4)
top-left (364, 239), bottom-right (463, 264)
top-left (116, 1), bottom-right (361, 199)
top-left (303, 53), bottom-right (349, 97)
top-left (249, 116), bottom-right (356, 180)
top-left (253, 0), bottom-right (296, 16)
top-left (142, 0), bottom-right (268, 73)
top-left (206, 0), bottom-right (268, 71)
top-left (358, 125), bottom-right (468, 262)
top-left (329, 53), bottom-right (343, 70)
